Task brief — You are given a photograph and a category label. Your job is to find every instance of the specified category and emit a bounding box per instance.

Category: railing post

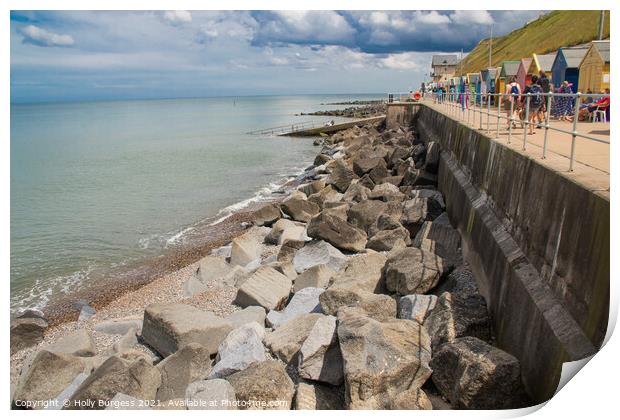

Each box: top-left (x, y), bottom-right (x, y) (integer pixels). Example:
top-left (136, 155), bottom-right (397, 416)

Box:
top-left (508, 96), bottom-right (514, 144)
top-left (523, 94), bottom-right (530, 150)
top-left (496, 94), bottom-right (502, 139)
top-left (479, 93), bottom-right (483, 129)
top-left (486, 94), bottom-right (491, 134)
top-left (542, 93), bottom-right (552, 159)
top-left (569, 93), bottom-right (581, 172)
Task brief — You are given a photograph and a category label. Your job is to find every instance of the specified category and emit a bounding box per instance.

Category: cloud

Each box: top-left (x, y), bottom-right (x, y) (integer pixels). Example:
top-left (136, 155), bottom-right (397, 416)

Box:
top-left (252, 11), bottom-right (356, 46)
top-left (19, 25), bottom-right (74, 47)
top-left (163, 10), bottom-right (192, 25)
top-left (448, 10), bottom-right (494, 25)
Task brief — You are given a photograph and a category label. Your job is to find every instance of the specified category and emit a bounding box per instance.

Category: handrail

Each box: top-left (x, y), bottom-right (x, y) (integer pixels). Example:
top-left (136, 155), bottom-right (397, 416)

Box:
top-left (388, 90), bottom-right (609, 172)
top-left (246, 120), bottom-right (321, 135)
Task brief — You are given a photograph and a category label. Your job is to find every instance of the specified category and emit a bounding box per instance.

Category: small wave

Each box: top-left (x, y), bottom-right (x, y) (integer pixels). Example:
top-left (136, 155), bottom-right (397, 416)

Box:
top-left (11, 266), bottom-right (95, 314)
top-left (165, 226), bottom-right (196, 247)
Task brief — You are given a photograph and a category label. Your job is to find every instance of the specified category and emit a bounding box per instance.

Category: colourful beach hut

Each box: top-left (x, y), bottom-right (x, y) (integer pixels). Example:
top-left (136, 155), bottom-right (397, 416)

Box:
top-left (498, 61), bottom-right (520, 95)
top-left (551, 46), bottom-right (589, 90)
top-left (480, 69), bottom-right (490, 95)
top-left (578, 40), bottom-right (610, 93)
top-left (516, 58), bottom-right (533, 90)
top-left (528, 52), bottom-right (557, 80)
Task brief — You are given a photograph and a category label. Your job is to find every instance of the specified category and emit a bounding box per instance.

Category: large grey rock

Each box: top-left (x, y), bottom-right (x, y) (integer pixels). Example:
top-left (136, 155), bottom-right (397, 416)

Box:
top-left (78, 304), bottom-right (96, 322)
top-left (326, 160), bottom-right (358, 192)
top-left (337, 308), bottom-right (432, 409)
top-left (322, 203), bottom-right (349, 220)
top-left (182, 275), bottom-right (209, 297)
top-left (431, 337), bottom-right (528, 409)
top-left (230, 232), bottom-right (261, 267)
top-left (225, 306), bottom-right (266, 329)
top-left (423, 291), bottom-right (491, 351)
top-left (293, 240), bottom-right (347, 273)
top-left (347, 200), bottom-right (388, 233)
top-left (46, 329), bottom-right (96, 357)
top-left (400, 198), bottom-right (430, 234)
top-left (196, 255), bottom-right (235, 285)
top-left (389, 388), bottom-right (433, 410)
top-left (186, 379), bottom-right (237, 410)
top-left (281, 196), bottom-right (320, 223)
top-left (156, 343), bottom-right (213, 401)
top-left (329, 252), bottom-right (387, 293)
top-left (368, 183), bottom-right (406, 202)
top-left (68, 356), bottom-right (161, 409)
top-left (45, 372), bottom-right (89, 410)
top-left (367, 228), bottom-right (409, 252)
top-left (352, 157), bottom-right (382, 177)
top-left (95, 317), bottom-right (143, 336)
top-left (308, 185), bottom-right (343, 208)
top-left (293, 264), bottom-right (335, 292)
top-left (210, 322), bottom-right (266, 379)
top-left (298, 315), bottom-right (343, 386)
top-left (265, 219), bottom-right (297, 245)
top-left (263, 313), bottom-right (323, 364)
top-left (227, 360), bottom-right (295, 410)
top-left (382, 247), bottom-right (449, 295)
top-left (398, 294), bottom-right (438, 323)
top-left (111, 328), bottom-right (138, 354)
top-left (294, 381), bottom-right (345, 410)
top-left (410, 188), bottom-right (445, 209)
top-left (13, 350), bottom-right (88, 407)
top-left (277, 239), bottom-right (306, 263)
top-left (307, 212), bottom-right (367, 252)
top-left (234, 266), bottom-right (292, 311)
top-left (266, 287), bottom-right (323, 328)
top-left (252, 203), bottom-right (281, 226)
top-left (319, 288), bottom-right (396, 322)
top-left (11, 317), bottom-right (48, 354)
top-left (342, 181), bottom-right (371, 203)
top-left (141, 303), bottom-right (233, 357)
top-left (298, 179), bottom-right (326, 196)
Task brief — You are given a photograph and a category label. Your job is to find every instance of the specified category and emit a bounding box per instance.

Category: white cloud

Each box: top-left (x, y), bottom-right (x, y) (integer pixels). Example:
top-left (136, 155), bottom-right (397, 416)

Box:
top-left (255, 11), bottom-right (356, 45)
top-left (449, 10), bottom-right (494, 25)
top-left (19, 25), bottom-right (74, 47)
top-left (414, 11), bottom-right (451, 25)
top-left (163, 10), bottom-right (192, 25)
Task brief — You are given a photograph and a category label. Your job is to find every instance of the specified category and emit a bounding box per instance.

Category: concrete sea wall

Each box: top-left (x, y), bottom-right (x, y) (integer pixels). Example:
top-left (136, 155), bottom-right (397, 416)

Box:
top-left (391, 103), bottom-right (608, 403)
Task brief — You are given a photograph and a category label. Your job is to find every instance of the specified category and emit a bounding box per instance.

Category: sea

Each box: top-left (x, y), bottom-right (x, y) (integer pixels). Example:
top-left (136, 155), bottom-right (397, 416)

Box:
top-left (10, 94), bottom-right (383, 313)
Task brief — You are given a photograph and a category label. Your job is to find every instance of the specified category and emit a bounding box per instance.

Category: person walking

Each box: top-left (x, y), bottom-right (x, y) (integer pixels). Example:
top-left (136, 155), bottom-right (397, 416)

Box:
top-left (523, 75), bottom-right (543, 135)
top-left (505, 76), bottom-right (522, 129)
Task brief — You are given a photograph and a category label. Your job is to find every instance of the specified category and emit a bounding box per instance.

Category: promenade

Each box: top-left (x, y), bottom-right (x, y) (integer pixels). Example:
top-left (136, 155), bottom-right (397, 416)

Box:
top-left (423, 99), bottom-right (610, 199)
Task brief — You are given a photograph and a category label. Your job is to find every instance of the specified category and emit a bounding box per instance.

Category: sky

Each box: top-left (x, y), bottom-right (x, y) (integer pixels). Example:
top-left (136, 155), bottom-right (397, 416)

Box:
top-left (10, 10), bottom-right (543, 103)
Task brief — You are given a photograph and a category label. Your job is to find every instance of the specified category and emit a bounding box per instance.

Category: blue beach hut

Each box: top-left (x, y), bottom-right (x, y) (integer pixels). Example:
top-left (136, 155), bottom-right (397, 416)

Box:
top-left (551, 46), bottom-right (589, 90)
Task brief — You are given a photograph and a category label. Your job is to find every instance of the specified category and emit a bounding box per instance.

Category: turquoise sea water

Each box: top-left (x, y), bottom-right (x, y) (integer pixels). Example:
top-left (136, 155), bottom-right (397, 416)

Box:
top-left (10, 94), bottom-right (383, 312)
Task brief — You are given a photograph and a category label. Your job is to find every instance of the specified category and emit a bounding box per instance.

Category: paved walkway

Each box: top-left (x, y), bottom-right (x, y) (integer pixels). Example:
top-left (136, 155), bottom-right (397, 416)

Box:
top-left (423, 100), bottom-right (610, 199)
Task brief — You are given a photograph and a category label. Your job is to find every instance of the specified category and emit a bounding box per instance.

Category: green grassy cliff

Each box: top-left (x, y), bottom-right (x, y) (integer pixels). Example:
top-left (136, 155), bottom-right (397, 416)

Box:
top-left (457, 10), bottom-right (610, 75)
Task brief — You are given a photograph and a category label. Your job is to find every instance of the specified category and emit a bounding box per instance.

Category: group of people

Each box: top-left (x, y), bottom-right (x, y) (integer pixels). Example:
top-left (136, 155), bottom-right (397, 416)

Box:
top-left (504, 71), bottom-right (610, 135)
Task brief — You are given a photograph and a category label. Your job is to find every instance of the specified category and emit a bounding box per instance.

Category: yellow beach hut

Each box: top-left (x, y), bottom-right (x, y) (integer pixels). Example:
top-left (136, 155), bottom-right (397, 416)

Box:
top-left (578, 40), bottom-right (610, 93)
top-left (498, 61), bottom-right (520, 95)
top-left (528, 52), bottom-right (557, 81)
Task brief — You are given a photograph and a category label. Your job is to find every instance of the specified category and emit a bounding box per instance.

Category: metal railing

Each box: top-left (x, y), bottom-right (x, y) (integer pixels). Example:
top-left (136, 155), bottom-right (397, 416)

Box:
top-left (419, 91), bottom-right (610, 172)
top-left (246, 120), bottom-right (324, 135)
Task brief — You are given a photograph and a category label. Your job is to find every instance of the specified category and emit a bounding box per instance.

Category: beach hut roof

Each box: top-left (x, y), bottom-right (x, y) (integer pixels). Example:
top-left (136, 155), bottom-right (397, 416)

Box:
top-left (500, 61), bottom-right (520, 77)
top-left (536, 52), bottom-right (557, 72)
top-left (520, 58), bottom-right (533, 69)
top-left (559, 46), bottom-right (589, 68)
top-left (432, 54), bottom-right (458, 66)
top-left (590, 40), bottom-right (610, 63)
